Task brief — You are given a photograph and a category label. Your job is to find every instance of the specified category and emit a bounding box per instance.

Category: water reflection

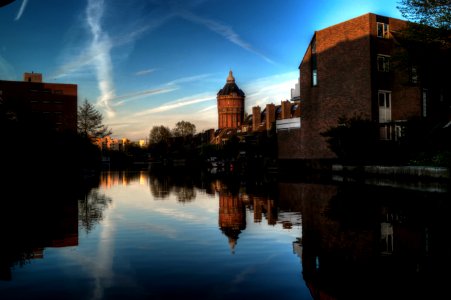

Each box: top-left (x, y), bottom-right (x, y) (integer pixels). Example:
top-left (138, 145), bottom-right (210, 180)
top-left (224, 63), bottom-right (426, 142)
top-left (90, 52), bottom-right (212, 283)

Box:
top-left (0, 169), bottom-right (449, 300)
top-left (79, 189), bottom-right (112, 234)
top-left (284, 181), bottom-right (451, 299)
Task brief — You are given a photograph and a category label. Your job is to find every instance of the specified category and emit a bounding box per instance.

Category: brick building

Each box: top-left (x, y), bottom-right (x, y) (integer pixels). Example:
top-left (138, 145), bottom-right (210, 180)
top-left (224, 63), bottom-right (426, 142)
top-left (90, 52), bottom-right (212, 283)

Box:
top-left (296, 13), bottom-right (450, 160)
top-left (217, 70), bottom-right (245, 130)
top-left (0, 72), bottom-right (77, 133)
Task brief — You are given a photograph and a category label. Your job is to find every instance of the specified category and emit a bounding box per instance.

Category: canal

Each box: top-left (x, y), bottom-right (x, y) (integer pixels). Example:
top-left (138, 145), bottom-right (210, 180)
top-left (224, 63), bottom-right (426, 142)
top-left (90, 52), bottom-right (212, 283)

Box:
top-left (0, 168), bottom-right (449, 299)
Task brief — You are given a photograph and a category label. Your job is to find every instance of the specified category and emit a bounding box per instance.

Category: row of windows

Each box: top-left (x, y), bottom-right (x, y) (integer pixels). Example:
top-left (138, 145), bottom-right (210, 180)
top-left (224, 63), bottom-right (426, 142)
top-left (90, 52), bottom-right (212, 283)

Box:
top-left (378, 89), bottom-right (428, 119)
top-left (309, 21), bottom-right (421, 87)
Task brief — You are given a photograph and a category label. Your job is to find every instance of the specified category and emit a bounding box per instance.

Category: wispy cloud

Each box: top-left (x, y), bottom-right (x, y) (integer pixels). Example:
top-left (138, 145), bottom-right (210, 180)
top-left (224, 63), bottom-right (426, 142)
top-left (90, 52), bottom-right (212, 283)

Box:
top-left (14, 0), bottom-right (28, 21)
top-left (198, 105), bottom-right (216, 113)
top-left (165, 73), bottom-right (212, 85)
top-left (134, 68), bottom-right (156, 76)
top-left (134, 93), bottom-right (215, 116)
top-left (242, 71), bottom-right (298, 109)
top-left (112, 86), bottom-right (177, 106)
top-left (86, 0), bottom-right (116, 117)
top-left (0, 54), bottom-right (15, 80)
top-left (179, 11), bottom-right (275, 65)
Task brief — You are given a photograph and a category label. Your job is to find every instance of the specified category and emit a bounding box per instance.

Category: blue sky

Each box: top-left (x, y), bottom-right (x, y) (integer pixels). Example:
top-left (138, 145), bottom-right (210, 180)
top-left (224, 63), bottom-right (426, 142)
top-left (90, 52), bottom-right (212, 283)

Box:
top-left (0, 0), bottom-right (405, 140)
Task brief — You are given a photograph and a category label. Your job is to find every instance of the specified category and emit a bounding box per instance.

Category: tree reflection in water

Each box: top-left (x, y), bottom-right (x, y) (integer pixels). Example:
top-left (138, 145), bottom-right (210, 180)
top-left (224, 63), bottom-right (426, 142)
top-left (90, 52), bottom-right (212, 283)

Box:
top-left (0, 171), bottom-right (98, 281)
top-left (148, 168), bottom-right (202, 202)
top-left (78, 189), bottom-right (112, 233)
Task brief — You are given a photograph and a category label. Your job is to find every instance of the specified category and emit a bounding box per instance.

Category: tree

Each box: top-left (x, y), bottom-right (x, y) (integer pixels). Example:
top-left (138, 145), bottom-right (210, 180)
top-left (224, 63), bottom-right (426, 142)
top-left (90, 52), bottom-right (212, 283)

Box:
top-left (77, 99), bottom-right (112, 140)
top-left (149, 125), bottom-right (172, 144)
top-left (397, 1), bottom-right (450, 35)
top-left (395, 1), bottom-right (451, 123)
top-left (321, 116), bottom-right (381, 163)
top-left (172, 120), bottom-right (196, 137)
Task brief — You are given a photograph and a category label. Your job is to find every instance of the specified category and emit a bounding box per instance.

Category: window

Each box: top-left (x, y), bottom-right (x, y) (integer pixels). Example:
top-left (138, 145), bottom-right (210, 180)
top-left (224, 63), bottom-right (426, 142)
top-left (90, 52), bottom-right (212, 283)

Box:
top-left (312, 69), bottom-right (318, 86)
top-left (311, 38), bottom-right (316, 54)
top-left (378, 90), bottom-right (392, 123)
top-left (311, 36), bottom-right (317, 87)
top-left (377, 55), bottom-right (390, 72)
top-left (422, 89), bottom-right (428, 117)
top-left (410, 65), bottom-right (418, 84)
top-left (377, 22), bottom-right (389, 38)
top-left (379, 90), bottom-right (392, 140)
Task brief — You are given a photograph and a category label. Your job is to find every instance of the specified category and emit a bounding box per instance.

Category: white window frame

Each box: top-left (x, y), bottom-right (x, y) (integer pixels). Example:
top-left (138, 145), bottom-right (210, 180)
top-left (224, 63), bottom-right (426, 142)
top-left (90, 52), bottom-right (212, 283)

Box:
top-left (377, 22), bottom-right (389, 38)
top-left (378, 90), bottom-right (392, 140)
top-left (312, 69), bottom-right (317, 86)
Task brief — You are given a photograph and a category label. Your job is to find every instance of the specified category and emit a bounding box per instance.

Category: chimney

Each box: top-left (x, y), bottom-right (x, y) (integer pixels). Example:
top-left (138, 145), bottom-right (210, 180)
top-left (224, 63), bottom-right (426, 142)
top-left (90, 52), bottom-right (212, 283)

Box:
top-left (281, 100), bottom-right (291, 119)
top-left (252, 106), bottom-right (261, 132)
top-left (265, 103), bottom-right (275, 130)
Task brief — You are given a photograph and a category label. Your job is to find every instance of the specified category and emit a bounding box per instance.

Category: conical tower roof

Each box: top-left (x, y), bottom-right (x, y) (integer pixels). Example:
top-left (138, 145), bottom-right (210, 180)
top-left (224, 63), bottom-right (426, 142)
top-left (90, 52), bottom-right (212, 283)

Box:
top-left (217, 70), bottom-right (245, 97)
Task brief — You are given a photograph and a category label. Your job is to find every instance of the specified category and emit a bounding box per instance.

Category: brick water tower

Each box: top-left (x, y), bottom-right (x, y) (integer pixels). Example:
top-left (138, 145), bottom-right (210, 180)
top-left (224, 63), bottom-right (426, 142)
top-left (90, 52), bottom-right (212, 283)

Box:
top-left (217, 70), bottom-right (245, 129)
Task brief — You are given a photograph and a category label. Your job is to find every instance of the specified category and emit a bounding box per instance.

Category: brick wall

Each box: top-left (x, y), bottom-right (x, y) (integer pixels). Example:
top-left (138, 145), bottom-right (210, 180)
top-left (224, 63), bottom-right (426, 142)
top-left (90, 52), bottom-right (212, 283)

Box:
top-left (296, 13), bottom-right (426, 160)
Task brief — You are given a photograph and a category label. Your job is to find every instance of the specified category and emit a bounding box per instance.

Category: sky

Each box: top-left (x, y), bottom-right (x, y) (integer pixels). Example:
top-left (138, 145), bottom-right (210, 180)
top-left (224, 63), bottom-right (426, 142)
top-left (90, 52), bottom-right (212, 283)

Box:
top-left (0, 0), bottom-right (405, 141)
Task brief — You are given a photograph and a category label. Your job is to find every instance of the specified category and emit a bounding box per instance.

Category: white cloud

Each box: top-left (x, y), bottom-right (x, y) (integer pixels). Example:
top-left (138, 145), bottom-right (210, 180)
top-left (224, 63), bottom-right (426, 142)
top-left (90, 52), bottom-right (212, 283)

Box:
top-left (86, 0), bottom-right (116, 117)
top-left (14, 0), bottom-right (28, 21)
top-left (179, 11), bottom-right (275, 65)
top-left (134, 93), bottom-right (215, 116)
top-left (134, 68), bottom-right (156, 76)
top-left (112, 86), bottom-right (177, 107)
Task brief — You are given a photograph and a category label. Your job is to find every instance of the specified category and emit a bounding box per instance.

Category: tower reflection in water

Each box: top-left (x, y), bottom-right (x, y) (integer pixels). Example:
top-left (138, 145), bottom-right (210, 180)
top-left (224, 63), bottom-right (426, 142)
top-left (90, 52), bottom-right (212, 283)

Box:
top-left (2, 169), bottom-right (449, 300)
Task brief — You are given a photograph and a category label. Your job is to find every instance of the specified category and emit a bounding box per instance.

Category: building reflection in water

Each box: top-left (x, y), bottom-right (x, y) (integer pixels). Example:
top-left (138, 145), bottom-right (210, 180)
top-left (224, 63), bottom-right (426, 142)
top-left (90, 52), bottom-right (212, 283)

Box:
top-left (213, 178), bottom-right (298, 254)
top-left (281, 181), bottom-right (451, 300)
top-left (0, 171), bottom-right (111, 281)
top-left (2, 169), bottom-right (449, 300)
top-left (1, 180), bottom-right (81, 281)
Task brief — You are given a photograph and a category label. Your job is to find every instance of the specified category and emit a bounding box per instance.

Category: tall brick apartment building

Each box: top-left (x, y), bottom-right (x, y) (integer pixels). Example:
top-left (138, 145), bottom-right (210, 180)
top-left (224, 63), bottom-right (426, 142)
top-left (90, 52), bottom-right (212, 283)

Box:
top-left (297, 13), bottom-right (450, 161)
top-left (0, 72), bottom-right (77, 133)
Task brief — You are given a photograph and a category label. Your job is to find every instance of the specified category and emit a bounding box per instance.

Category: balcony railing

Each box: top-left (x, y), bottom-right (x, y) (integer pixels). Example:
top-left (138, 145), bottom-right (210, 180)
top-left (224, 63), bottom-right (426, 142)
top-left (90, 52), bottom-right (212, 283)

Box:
top-left (379, 120), bottom-right (406, 141)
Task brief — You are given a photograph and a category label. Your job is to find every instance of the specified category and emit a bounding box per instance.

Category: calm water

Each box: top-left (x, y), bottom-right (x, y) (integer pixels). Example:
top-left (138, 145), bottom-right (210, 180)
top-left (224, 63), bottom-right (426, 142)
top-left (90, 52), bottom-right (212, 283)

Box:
top-left (1, 169), bottom-right (450, 300)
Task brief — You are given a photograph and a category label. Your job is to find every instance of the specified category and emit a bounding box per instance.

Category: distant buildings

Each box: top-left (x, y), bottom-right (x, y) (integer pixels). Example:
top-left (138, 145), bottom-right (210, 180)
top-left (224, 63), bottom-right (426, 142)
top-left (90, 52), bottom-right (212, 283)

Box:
top-left (211, 70), bottom-right (300, 145)
top-left (0, 72), bottom-right (77, 133)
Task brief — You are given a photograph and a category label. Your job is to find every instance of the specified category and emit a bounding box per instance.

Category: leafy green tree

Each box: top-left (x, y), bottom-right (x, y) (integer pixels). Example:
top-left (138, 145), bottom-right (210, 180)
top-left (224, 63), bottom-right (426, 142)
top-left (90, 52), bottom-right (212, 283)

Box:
top-left (397, 0), bottom-right (450, 36)
top-left (172, 120), bottom-right (196, 137)
top-left (77, 99), bottom-right (112, 140)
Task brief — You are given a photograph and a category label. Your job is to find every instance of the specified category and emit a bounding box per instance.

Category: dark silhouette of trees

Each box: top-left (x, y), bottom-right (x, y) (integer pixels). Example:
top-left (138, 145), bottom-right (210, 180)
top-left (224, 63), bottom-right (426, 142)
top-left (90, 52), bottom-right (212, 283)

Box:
top-left (321, 116), bottom-right (380, 164)
top-left (149, 125), bottom-right (171, 144)
top-left (395, 1), bottom-right (450, 91)
top-left (172, 120), bottom-right (196, 137)
top-left (77, 99), bottom-right (112, 140)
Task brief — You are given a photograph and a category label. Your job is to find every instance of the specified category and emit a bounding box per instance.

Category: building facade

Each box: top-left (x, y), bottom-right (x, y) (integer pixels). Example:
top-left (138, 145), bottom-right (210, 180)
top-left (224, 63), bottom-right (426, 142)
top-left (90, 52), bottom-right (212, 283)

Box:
top-left (217, 70), bottom-right (245, 130)
top-left (297, 13), bottom-right (450, 160)
top-left (0, 72), bottom-right (77, 133)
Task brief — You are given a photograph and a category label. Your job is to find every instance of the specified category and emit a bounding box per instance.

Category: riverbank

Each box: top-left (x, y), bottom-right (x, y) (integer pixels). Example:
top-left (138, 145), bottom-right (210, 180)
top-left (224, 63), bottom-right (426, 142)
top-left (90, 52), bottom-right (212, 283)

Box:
top-left (332, 164), bottom-right (450, 179)
top-left (331, 164), bottom-right (450, 192)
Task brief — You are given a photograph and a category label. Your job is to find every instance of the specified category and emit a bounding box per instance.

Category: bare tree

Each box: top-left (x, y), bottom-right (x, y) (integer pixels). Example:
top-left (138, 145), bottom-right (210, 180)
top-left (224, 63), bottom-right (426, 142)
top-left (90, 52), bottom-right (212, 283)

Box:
top-left (77, 99), bottom-right (112, 140)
